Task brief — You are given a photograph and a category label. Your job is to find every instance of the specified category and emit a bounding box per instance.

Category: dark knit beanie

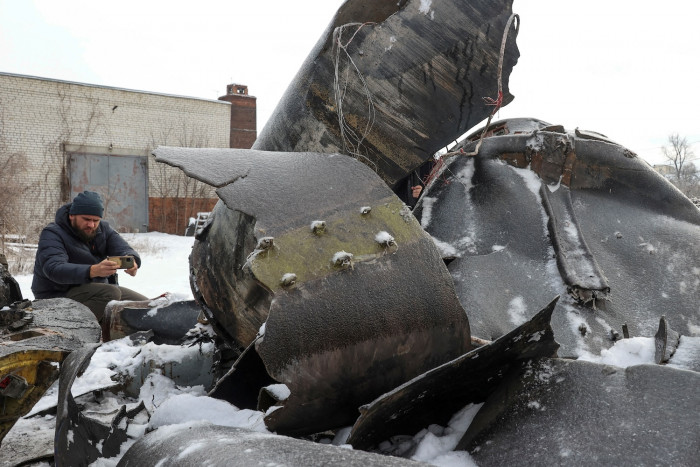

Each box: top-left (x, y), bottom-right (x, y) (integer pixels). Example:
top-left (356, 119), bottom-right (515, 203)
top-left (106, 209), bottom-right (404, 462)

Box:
top-left (69, 191), bottom-right (104, 218)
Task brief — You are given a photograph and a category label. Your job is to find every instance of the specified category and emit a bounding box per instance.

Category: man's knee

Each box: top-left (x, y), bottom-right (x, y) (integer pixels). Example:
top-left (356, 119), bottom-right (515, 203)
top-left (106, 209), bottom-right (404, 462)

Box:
top-left (66, 283), bottom-right (122, 322)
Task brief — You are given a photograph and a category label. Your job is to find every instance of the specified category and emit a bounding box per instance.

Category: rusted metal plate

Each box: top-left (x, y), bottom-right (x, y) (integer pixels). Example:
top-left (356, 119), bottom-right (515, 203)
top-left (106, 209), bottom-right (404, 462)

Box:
top-left (154, 146), bottom-right (472, 435)
top-left (254, 0), bottom-right (519, 188)
top-left (346, 296), bottom-right (559, 450)
top-left (415, 119), bottom-right (700, 356)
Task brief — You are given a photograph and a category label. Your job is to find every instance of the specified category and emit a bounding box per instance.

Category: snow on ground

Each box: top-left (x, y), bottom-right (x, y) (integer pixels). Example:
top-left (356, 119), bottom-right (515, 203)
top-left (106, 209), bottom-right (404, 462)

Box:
top-left (9, 232), bottom-right (699, 465)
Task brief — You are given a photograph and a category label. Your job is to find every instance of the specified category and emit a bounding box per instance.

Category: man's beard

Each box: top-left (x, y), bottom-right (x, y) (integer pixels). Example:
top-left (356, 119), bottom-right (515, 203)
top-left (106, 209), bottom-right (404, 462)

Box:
top-left (71, 220), bottom-right (97, 243)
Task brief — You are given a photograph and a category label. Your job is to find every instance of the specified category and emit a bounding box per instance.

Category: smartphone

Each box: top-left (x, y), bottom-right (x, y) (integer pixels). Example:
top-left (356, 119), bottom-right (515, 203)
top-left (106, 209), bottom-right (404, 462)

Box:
top-left (107, 256), bottom-right (135, 269)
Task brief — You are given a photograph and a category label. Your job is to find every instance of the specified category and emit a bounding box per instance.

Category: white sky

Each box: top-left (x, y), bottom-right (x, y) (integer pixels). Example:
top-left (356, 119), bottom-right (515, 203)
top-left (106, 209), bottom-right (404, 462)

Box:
top-left (1, 0), bottom-right (698, 165)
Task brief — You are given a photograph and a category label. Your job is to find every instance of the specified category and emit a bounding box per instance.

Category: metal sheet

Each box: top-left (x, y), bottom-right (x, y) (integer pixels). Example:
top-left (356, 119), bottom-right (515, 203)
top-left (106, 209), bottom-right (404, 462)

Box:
top-left (458, 358), bottom-right (700, 465)
top-left (0, 298), bottom-right (101, 444)
top-left (347, 296), bottom-right (559, 450)
top-left (154, 147), bottom-right (472, 435)
top-left (118, 424), bottom-right (428, 467)
top-left (254, 0), bottom-right (518, 188)
top-left (415, 120), bottom-right (700, 356)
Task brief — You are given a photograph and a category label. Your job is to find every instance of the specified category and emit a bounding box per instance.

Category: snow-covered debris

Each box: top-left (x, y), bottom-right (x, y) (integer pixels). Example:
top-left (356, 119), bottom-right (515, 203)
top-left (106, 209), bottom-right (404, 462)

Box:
top-left (149, 393), bottom-right (268, 432)
top-left (332, 251), bottom-right (353, 268)
top-left (375, 231), bottom-right (396, 246)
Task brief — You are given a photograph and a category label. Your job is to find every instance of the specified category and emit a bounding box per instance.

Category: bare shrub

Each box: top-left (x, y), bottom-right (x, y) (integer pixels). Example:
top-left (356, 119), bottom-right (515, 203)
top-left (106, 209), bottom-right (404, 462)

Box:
top-left (0, 100), bottom-right (31, 265)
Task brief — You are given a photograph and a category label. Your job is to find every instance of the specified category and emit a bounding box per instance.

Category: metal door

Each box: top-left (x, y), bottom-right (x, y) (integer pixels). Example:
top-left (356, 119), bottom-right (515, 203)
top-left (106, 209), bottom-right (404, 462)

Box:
top-left (69, 153), bottom-right (148, 232)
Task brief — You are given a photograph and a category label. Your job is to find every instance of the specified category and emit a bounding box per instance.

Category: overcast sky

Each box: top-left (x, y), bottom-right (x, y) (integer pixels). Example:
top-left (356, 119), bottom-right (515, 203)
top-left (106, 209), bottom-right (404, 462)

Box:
top-left (1, 0), bottom-right (698, 165)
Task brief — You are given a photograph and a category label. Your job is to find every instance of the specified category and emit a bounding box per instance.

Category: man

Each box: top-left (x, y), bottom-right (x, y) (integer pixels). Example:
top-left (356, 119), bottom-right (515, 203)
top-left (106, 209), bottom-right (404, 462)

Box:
top-left (32, 191), bottom-right (148, 322)
top-left (394, 159), bottom-right (435, 209)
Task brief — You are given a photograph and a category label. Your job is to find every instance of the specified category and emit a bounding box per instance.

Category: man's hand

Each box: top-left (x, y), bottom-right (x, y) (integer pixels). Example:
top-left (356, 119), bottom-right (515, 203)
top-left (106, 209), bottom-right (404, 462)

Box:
top-left (90, 259), bottom-right (119, 278)
top-left (411, 185), bottom-right (423, 199)
top-left (124, 263), bottom-right (139, 277)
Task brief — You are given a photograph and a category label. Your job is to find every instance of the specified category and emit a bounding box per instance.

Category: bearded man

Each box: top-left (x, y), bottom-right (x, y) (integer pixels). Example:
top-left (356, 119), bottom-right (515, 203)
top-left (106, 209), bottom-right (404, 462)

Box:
top-left (32, 191), bottom-right (148, 322)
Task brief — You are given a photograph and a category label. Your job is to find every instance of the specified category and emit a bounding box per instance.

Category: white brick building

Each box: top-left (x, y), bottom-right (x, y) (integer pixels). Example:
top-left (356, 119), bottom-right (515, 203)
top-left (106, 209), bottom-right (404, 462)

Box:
top-left (0, 72), bottom-right (239, 236)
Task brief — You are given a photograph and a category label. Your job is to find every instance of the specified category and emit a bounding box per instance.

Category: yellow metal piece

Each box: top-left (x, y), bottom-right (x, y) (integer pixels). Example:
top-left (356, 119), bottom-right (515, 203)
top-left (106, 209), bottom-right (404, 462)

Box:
top-left (0, 349), bottom-right (65, 443)
top-left (250, 198), bottom-right (421, 292)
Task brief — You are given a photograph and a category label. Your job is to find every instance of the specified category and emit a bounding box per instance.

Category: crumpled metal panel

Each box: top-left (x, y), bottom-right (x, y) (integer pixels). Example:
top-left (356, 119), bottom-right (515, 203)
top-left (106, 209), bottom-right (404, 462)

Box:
top-left (103, 299), bottom-right (200, 344)
top-left (415, 119), bottom-right (700, 355)
top-left (0, 298), bottom-right (101, 443)
top-left (55, 344), bottom-right (148, 466)
top-left (154, 146), bottom-right (472, 435)
top-left (254, 0), bottom-right (518, 188)
top-left (347, 296), bottom-right (559, 450)
top-left (458, 358), bottom-right (700, 465)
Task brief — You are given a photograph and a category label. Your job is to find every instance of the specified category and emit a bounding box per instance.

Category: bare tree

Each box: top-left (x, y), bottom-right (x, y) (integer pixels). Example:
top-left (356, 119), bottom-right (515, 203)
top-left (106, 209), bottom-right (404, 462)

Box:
top-left (148, 119), bottom-right (217, 233)
top-left (679, 162), bottom-right (700, 199)
top-left (662, 134), bottom-right (694, 190)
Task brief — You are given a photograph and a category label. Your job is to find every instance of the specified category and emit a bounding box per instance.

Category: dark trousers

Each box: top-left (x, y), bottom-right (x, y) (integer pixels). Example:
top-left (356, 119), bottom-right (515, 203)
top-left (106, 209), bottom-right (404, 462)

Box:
top-left (65, 283), bottom-right (148, 322)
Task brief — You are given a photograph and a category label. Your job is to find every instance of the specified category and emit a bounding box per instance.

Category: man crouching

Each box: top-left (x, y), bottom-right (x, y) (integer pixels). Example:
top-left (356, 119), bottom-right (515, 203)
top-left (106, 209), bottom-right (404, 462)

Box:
top-left (32, 190), bottom-right (148, 322)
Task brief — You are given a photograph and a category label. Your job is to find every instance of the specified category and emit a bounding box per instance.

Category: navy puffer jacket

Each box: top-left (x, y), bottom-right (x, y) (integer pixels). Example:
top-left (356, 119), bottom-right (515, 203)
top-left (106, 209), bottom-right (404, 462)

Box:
top-left (31, 203), bottom-right (142, 299)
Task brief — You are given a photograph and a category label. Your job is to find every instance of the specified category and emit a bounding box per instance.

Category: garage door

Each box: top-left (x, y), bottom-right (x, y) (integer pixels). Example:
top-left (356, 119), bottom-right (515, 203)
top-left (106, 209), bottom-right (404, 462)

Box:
top-left (69, 153), bottom-right (148, 232)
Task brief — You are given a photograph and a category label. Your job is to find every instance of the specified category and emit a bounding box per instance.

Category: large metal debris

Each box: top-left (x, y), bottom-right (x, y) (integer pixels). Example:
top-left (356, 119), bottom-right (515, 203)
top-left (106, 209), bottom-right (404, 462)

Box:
top-left (55, 344), bottom-right (148, 466)
top-left (0, 298), bottom-right (100, 444)
top-left (154, 147), bottom-right (472, 435)
top-left (0, 256), bottom-right (22, 309)
top-left (457, 358), bottom-right (700, 465)
top-left (102, 298), bottom-right (201, 344)
top-left (415, 118), bottom-right (700, 356)
top-left (347, 296), bottom-right (559, 450)
top-left (117, 423), bottom-right (428, 467)
top-left (151, 0), bottom-right (523, 435)
top-left (255, 0), bottom-right (519, 188)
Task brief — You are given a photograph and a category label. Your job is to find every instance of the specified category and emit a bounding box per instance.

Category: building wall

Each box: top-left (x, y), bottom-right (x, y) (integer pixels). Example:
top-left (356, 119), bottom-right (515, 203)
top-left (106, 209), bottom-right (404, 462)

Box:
top-left (0, 72), bottom-right (231, 236)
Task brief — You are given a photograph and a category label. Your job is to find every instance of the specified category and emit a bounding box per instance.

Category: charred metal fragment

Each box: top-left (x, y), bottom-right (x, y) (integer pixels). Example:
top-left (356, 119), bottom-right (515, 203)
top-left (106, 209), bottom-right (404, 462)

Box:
top-left (0, 298), bottom-right (100, 443)
top-left (347, 296), bottom-right (559, 450)
top-left (154, 147), bottom-right (472, 435)
top-left (0, 256), bottom-right (22, 308)
top-left (457, 358), bottom-right (700, 465)
top-left (102, 298), bottom-right (201, 344)
top-left (654, 315), bottom-right (680, 364)
top-left (415, 118), bottom-right (700, 356)
top-left (538, 183), bottom-right (609, 305)
top-left (255, 0), bottom-right (519, 188)
top-left (55, 344), bottom-right (147, 466)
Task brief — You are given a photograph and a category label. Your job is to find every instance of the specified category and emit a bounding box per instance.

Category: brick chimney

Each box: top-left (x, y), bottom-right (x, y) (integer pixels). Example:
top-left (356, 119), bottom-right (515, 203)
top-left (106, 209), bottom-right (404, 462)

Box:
top-left (218, 84), bottom-right (257, 149)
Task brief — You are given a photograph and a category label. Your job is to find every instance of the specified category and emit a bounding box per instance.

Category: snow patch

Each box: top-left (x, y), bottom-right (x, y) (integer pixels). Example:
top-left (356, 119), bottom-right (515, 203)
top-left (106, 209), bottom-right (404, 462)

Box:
top-left (420, 196), bottom-right (437, 229)
top-left (509, 164), bottom-right (542, 195)
top-left (264, 383), bottom-right (291, 401)
top-left (430, 236), bottom-right (458, 258)
top-left (578, 337), bottom-right (655, 368)
top-left (149, 394), bottom-right (268, 432)
top-left (409, 403), bottom-right (482, 464)
top-left (375, 231), bottom-right (395, 245)
top-left (507, 296), bottom-right (527, 325)
top-left (668, 336), bottom-right (700, 371)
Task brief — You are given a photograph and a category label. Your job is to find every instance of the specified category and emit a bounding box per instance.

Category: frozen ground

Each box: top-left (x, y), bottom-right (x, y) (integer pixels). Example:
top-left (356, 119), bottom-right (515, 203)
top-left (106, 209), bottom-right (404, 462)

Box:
top-left (9, 232), bottom-right (700, 466)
